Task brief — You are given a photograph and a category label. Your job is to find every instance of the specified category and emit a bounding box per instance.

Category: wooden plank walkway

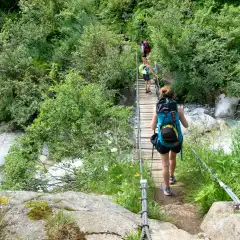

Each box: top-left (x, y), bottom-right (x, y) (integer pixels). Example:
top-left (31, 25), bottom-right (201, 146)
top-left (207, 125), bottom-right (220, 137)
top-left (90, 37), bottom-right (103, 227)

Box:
top-left (138, 79), bottom-right (163, 186)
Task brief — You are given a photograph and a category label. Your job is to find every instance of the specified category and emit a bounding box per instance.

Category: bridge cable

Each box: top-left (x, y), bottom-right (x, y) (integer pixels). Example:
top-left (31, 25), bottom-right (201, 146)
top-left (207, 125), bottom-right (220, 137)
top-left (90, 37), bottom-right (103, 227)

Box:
top-left (191, 148), bottom-right (240, 210)
top-left (135, 50), bottom-right (152, 240)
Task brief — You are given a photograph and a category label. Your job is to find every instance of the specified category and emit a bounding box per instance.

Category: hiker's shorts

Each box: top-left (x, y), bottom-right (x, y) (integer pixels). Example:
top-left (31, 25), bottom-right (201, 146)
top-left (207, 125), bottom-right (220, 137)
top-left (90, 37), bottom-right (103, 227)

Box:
top-left (156, 141), bottom-right (182, 154)
top-left (143, 74), bottom-right (150, 81)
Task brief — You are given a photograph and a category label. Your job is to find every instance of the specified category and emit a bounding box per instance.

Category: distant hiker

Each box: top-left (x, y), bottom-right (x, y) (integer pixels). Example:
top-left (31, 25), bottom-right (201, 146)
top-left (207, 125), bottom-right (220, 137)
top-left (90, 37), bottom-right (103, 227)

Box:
top-left (150, 86), bottom-right (188, 196)
top-left (141, 40), bottom-right (151, 61)
top-left (139, 59), bottom-right (153, 93)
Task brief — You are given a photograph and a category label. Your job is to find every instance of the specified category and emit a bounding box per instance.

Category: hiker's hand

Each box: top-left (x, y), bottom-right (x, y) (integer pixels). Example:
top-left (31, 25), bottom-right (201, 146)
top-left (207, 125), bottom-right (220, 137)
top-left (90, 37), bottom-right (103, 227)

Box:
top-left (178, 107), bottom-right (184, 113)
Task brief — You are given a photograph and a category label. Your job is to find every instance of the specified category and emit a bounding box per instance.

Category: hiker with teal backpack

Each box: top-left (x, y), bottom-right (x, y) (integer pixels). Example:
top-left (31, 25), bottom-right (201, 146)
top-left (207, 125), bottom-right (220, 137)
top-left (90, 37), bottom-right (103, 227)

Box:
top-left (151, 86), bottom-right (188, 196)
top-left (139, 59), bottom-right (155, 93)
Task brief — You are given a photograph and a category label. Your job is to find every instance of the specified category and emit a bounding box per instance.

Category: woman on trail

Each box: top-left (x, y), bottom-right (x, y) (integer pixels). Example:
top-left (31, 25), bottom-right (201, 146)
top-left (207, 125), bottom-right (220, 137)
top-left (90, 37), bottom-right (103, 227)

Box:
top-left (151, 86), bottom-right (188, 196)
top-left (142, 59), bottom-right (155, 93)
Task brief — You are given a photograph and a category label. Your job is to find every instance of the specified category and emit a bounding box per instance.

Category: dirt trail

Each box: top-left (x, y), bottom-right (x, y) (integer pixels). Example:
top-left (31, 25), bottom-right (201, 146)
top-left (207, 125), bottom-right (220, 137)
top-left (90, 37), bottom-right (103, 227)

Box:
top-left (155, 182), bottom-right (203, 235)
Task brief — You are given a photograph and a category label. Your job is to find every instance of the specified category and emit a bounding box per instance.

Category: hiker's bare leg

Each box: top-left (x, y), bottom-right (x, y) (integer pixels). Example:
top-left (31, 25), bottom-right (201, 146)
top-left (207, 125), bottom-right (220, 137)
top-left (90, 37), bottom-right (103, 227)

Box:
top-left (146, 80), bottom-right (149, 91)
top-left (161, 153), bottom-right (170, 187)
top-left (147, 80), bottom-right (151, 91)
top-left (169, 150), bottom-right (176, 176)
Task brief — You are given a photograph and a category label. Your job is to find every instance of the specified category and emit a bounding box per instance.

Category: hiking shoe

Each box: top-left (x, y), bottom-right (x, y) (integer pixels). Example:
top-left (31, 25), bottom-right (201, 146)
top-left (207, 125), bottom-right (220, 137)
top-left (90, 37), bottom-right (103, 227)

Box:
top-left (170, 176), bottom-right (176, 185)
top-left (163, 186), bottom-right (172, 196)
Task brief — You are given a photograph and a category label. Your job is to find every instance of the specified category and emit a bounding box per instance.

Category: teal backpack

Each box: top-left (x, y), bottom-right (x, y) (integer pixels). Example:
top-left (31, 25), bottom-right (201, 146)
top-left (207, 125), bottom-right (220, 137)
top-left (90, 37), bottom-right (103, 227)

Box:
top-left (151, 97), bottom-right (183, 159)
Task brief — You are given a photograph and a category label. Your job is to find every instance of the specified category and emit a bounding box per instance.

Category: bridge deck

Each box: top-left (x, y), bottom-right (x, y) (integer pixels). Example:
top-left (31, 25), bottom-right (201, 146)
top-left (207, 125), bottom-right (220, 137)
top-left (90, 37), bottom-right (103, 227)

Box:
top-left (138, 79), bottom-right (163, 186)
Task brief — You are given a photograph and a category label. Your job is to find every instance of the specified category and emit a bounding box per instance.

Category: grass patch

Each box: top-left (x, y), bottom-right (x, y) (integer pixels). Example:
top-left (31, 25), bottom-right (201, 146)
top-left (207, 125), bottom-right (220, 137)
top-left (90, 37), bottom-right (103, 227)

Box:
top-left (0, 197), bottom-right (10, 206)
top-left (111, 163), bottom-right (165, 221)
top-left (0, 212), bottom-right (5, 239)
top-left (123, 230), bottom-right (141, 240)
top-left (0, 197), bottom-right (10, 240)
top-left (25, 200), bottom-right (52, 220)
top-left (63, 207), bottom-right (76, 212)
top-left (177, 134), bottom-right (240, 215)
top-left (46, 210), bottom-right (86, 240)
top-left (76, 158), bottom-right (166, 221)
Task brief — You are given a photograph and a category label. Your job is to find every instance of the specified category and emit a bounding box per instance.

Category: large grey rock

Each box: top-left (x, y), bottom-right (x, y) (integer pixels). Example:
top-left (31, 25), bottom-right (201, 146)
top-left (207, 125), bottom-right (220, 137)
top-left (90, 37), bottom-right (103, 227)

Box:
top-left (0, 191), bottom-right (200, 240)
top-left (152, 229), bottom-right (199, 240)
top-left (182, 113), bottom-right (220, 135)
top-left (215, 94), bottom-right (239, 118)
top-left (0, 191), bottom-right (46, 240)
top-left (201, 201), bottom-right (240, 240)
top-left (192, 108), bottom-right (209, 115)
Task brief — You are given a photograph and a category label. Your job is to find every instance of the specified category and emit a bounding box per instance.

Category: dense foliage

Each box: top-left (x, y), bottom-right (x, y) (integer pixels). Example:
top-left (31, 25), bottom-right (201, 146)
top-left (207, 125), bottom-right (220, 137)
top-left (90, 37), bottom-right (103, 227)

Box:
top-left (1, 0), bottom-right (240, 124)
top-left (3, 72), bottom-right (132, 188)
top-left (97, 0), bottom-right (240, 103)
top-left (149, 0), bottom-right (240, 103)
top-left (0, 0), bottom-right (135, 127)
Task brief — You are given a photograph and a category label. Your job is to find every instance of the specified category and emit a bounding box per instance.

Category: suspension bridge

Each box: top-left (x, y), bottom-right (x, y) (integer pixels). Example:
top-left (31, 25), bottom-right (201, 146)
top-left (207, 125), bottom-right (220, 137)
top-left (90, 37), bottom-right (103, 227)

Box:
top-left (137, 78), bottom-right (163, 185)
top-left (135, 55), bottom-right (240, 240)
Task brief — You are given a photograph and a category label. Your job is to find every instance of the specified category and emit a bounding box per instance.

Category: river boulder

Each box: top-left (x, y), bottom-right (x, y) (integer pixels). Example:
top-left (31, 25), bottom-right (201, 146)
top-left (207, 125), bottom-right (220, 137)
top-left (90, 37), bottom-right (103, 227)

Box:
top-left (182, 112), bottom-right (220, 134)
top-left (215, 94), bottom-right (239, 118)
top-left (201, 201), bottom-right (240, 240)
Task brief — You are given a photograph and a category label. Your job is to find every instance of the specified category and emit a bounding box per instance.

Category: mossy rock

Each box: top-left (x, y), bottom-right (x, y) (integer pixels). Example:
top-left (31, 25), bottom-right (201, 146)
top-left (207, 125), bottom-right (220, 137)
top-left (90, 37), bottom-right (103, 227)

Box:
top-left (47, 223), bottom-right (86, 240)
top-left (0, 197), bottom-right (10, 206)
top-left (25, 200), bottom-right (52, 220)
top-left (46, 210), bottom-right (86, 240)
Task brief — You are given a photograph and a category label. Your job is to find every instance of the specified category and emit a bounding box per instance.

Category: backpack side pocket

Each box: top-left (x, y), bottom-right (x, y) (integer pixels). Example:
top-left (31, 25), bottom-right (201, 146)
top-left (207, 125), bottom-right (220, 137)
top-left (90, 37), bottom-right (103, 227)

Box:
top-left (150, 133), bottom-right (158, 146)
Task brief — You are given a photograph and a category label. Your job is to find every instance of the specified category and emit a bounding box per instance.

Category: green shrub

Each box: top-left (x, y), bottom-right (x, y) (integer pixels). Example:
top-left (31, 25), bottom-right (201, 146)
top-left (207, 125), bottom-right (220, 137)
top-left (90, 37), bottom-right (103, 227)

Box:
top-left (123, 230), bottom-right (141, 240)
top-left (3, 71), bottom-right (132, 190)
top-left (0, 0), bottom-right (96, 126)
top-left (3, 135), bottom-right (38, 190)
top-left (148, 1), bottom-right (240, 103)
top-left (72, 24), bottom-right (136, 90)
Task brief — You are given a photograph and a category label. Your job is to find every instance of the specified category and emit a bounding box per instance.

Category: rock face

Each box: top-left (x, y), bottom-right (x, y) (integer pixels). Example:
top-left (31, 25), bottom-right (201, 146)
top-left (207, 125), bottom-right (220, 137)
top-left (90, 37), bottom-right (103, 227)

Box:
top-left (201, 201), bottom-right (240, 240)
top-left (0, 191), bottom-right (199, 240)
top-left (215, 94), bottom-right (239, 118)
top-left (182, 111), bottom-right (220, 135)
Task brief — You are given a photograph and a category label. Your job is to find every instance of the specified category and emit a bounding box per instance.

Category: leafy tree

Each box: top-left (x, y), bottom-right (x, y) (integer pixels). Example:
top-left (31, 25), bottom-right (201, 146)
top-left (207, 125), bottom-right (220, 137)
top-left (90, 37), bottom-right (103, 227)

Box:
top-left (72, 24), bottom-right (136, 90)
top-left (0, 0), bottom-right (96, 127)
top-left (148, 0), bottom-right (240, 103)
top-left (3, 72), bottom-right (132, 189)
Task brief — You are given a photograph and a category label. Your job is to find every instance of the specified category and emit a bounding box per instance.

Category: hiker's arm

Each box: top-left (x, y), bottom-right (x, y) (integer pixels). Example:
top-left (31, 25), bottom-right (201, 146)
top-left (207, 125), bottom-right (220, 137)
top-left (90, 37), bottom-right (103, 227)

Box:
top-left (148, 65), bottom-right (153, 72)
top-left (148, 65), bottom-right (157, 77)
top-left (151, 112), bottom-right (158, 130)
top-left (178, 108), bottom-right (188, 128)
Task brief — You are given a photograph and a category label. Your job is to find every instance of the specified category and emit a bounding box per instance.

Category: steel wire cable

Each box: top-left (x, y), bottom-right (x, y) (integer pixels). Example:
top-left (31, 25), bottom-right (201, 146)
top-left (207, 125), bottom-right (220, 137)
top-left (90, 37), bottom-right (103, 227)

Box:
top-left (135, 50), bottom-right (152, 240)
top-left (191, 148), bottom-right (240, 208)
